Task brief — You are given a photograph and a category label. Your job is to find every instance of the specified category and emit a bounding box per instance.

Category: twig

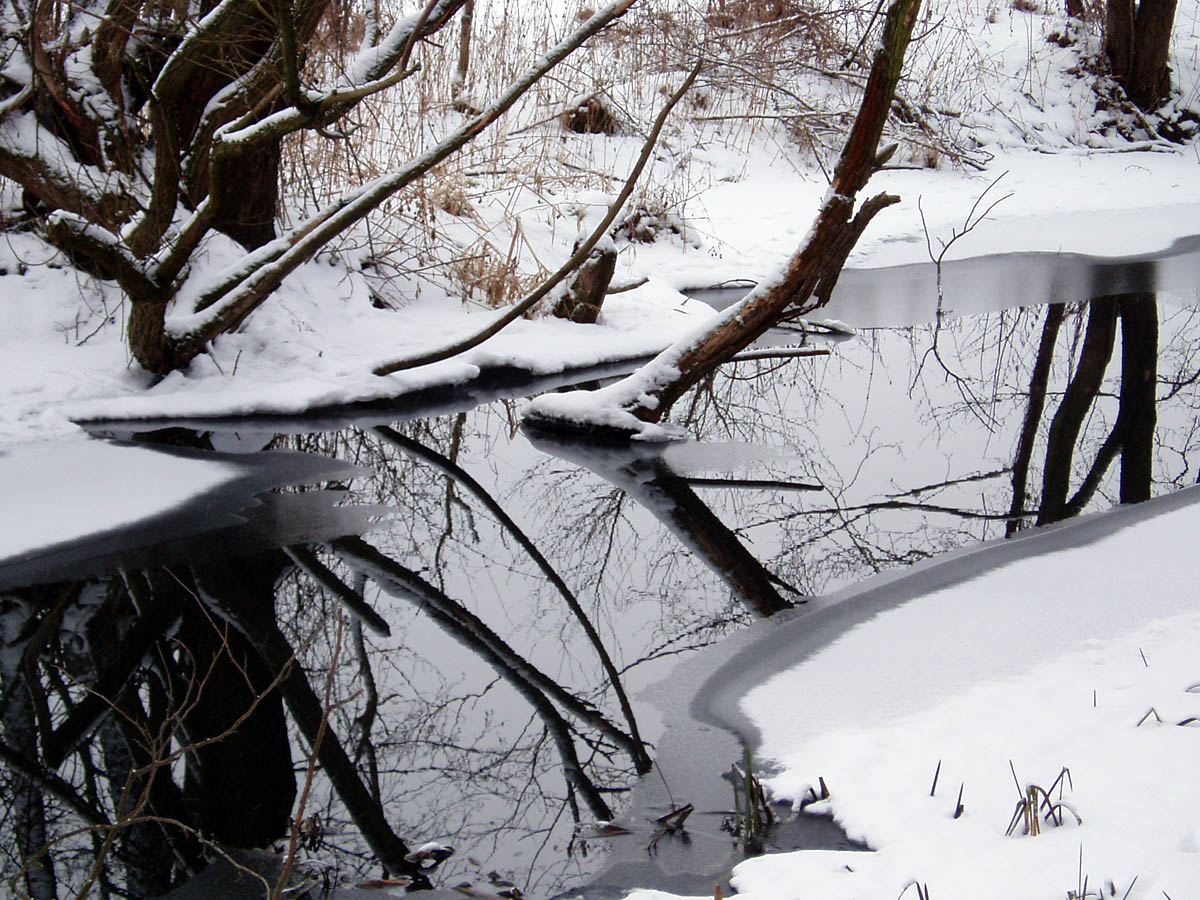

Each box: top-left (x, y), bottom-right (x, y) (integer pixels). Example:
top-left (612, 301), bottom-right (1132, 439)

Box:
top-left (272, 613), bottom-right (346, 900)
top-left (373, 59), bottom-right (703, 375)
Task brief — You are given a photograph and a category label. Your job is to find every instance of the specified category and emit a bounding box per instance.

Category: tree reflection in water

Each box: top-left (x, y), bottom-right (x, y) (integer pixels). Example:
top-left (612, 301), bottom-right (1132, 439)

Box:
top-left (3, 293), bottom-right (1200, 898)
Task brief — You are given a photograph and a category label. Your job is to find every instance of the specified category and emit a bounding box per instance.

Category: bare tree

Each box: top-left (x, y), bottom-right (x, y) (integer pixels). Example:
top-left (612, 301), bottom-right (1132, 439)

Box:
top-left (0, 0), bottom-right (636, 374)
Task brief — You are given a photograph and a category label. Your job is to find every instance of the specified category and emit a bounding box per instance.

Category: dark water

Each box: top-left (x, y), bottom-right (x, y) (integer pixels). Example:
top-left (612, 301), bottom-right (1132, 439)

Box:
top-left (3, 258), bottom-right (1200, 898)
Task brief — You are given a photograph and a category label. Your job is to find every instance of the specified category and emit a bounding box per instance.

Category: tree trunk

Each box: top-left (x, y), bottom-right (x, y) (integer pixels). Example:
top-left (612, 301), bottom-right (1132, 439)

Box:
top-left (1106, 0), bottom-right (1135, 81)
top-left (1106, 0), bottom-right (1177, 110)
top-left (523, 0), bottom-right (921, 434)
top-left (1127, 0), bottom-right (1177, 109)
top-left (453, 0), bottom-right (476, 110)
top-left (553, 246), bottom-right (616, 323)
top-left (1117, 293), bottom-right (1157, 502)
top-left (212, 141), bottom-right (281, 249)
top-left (1037, 298), bottom-right (1119, 526)
top-left (192, 559), bottom-right (421, 878)
top-left (128, 299), bottom-right (179, 377)
top-left (1007, 303), bottom-right (1066, 536)
top-left (175, 561), bottom-right (297, 849)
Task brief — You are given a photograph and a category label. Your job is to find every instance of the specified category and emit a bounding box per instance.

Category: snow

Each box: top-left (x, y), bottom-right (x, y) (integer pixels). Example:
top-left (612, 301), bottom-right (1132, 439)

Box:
top-left (0, 0), bottom-right (1199, 892)
top-left (6, 49), bottom-right (1200, 442)
top-left (0, 439), bottom-right (236, 562)
top-left (622, 489), bottom-right (1200, 900)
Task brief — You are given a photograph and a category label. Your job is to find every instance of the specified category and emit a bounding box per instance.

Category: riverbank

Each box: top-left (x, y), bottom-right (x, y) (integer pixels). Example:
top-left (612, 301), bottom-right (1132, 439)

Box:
top-left (5, 151), bottom-right (1200, 446)
top-left (3, 0), bottom-right (1200, 446)
top-left (621, 482), bottom-right (1200, 900)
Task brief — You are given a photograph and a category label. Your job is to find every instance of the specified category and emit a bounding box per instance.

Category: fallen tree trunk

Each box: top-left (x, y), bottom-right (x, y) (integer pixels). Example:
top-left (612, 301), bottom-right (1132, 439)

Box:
top-left (522, 0), bottom-right (922, 437)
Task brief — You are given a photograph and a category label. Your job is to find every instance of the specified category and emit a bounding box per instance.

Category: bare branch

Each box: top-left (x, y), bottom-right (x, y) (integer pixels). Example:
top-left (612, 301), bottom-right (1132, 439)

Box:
top-left (372, 53), bottom-right (698, 376)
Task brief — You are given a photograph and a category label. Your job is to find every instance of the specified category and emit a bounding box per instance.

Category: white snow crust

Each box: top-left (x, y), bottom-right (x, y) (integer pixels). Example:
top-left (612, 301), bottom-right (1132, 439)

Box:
top-left (0, 440), bottom-right (236, 562)
top-left (5, 0), bottom-right (1200, 442)
top-left (0, 0), bottom-right (1199, 892)
top-left (624, 492), bottom-right (1200, 900)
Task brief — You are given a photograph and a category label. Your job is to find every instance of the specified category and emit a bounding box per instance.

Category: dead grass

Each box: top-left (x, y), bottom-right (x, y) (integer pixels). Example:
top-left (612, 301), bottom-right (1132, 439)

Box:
top-left (275, 0), bottom-right (994, 311)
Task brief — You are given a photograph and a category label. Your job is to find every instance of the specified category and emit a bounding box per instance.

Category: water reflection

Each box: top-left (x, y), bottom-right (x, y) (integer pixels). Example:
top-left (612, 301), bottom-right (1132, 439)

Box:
top-left (3, 286), bottom-right (1200, 899)
top-left (1, 425), bottom-right (680, 898)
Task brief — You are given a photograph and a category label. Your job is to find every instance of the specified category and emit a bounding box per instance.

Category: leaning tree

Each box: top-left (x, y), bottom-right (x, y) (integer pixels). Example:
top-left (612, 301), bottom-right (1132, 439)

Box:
top-left (0, 0), bottom-right (636, 374)
top-left (523, 0), bottom-right (925, 438)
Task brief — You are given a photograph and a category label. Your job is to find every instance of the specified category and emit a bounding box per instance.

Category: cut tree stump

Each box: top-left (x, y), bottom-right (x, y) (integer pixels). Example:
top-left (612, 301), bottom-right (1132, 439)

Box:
top-left (552, 246), bottom-right (616, 324)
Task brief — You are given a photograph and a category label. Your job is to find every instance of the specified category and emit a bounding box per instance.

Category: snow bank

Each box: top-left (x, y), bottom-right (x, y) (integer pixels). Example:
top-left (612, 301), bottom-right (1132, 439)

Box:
top-left (625, 490), bottom-right (1200, 900)
top-left (3, 0), bottom-right (1200, 449)
top-left (0, 439), bottom-right (237, 562)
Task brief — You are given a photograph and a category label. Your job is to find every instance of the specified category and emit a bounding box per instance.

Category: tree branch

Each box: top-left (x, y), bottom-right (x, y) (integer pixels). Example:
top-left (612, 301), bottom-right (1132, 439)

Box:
top-left (372, 53), bottom-right (698, 376)
top-left (370, 425), bottom-right (651, 773)
top-left (45, 212), bottom-right (160, 300)
top-left (282, 546), bottom-right (391, 637)
top-left (331, 536), bottom-right (617, 820)
top-left (177, 0), bottom-right (638, 354)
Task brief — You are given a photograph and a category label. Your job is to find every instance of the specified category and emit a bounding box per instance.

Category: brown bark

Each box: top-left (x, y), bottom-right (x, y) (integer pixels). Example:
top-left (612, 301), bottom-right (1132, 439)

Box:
top-left (214, 141), bottom-right (282, 249)
top-left (528, 0), bottom-right (920, 432)
top-left (1128, 0), bottom-right (1177, 109)
top-left (453, 0), bottom-right (475, 109)
top-left (1105, 0), bottom-right (1135, 81)
top-left (632, 191), bottom-right (899, 425)
top-left (127, 299), bottom-right (179, 377)
top-left (1106, 0), bottom-right (1177, 110)
top-left (552, 246), bottom-right (616, 323)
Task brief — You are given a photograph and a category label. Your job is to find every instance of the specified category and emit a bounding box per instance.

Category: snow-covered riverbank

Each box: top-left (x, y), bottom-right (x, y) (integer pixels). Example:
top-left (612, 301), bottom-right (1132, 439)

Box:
top-left (4, 145), bottom-right (1199, 445)
top-left (4, 0), bottom-right (1200, 445)
top-left (626, 482), bottom-right (1200, 900)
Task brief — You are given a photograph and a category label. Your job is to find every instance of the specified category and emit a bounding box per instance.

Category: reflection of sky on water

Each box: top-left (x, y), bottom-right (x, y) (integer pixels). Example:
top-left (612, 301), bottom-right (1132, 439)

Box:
top-left (696, 234), bottom-right (1200, 327)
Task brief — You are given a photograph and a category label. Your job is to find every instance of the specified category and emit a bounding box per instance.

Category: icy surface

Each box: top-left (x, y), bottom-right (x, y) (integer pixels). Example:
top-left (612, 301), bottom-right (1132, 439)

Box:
top-left (0, 440), bottom-right (236, 562)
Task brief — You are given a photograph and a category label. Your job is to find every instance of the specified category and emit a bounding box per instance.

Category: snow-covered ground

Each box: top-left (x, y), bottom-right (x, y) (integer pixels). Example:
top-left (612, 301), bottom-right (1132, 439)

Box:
top-left (3, 0), bottom-right (1200, 444)
top-left (627, 487), bottom-right (1200, 900)
top-left (0, 440), bottom-right (238, 562)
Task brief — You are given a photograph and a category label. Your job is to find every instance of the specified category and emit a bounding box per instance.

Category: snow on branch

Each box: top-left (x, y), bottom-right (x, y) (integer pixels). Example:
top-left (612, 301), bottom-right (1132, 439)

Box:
top-left (177, 0), bottom-right (638, 347)
top-left (522, 0), bottom-right (922, 439)
top-left (344, 0), bottom-right (464, 87)
top-left (0, 111), bottom-right (137, 225)
top-left (151, 0), bottom-right (257, 102)
top-left (373, 58), bottom-right (702, 376)
top-left (215, 63), bottom-right (420, 148)
top-left (45, 211), bottom-right (158, 297)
